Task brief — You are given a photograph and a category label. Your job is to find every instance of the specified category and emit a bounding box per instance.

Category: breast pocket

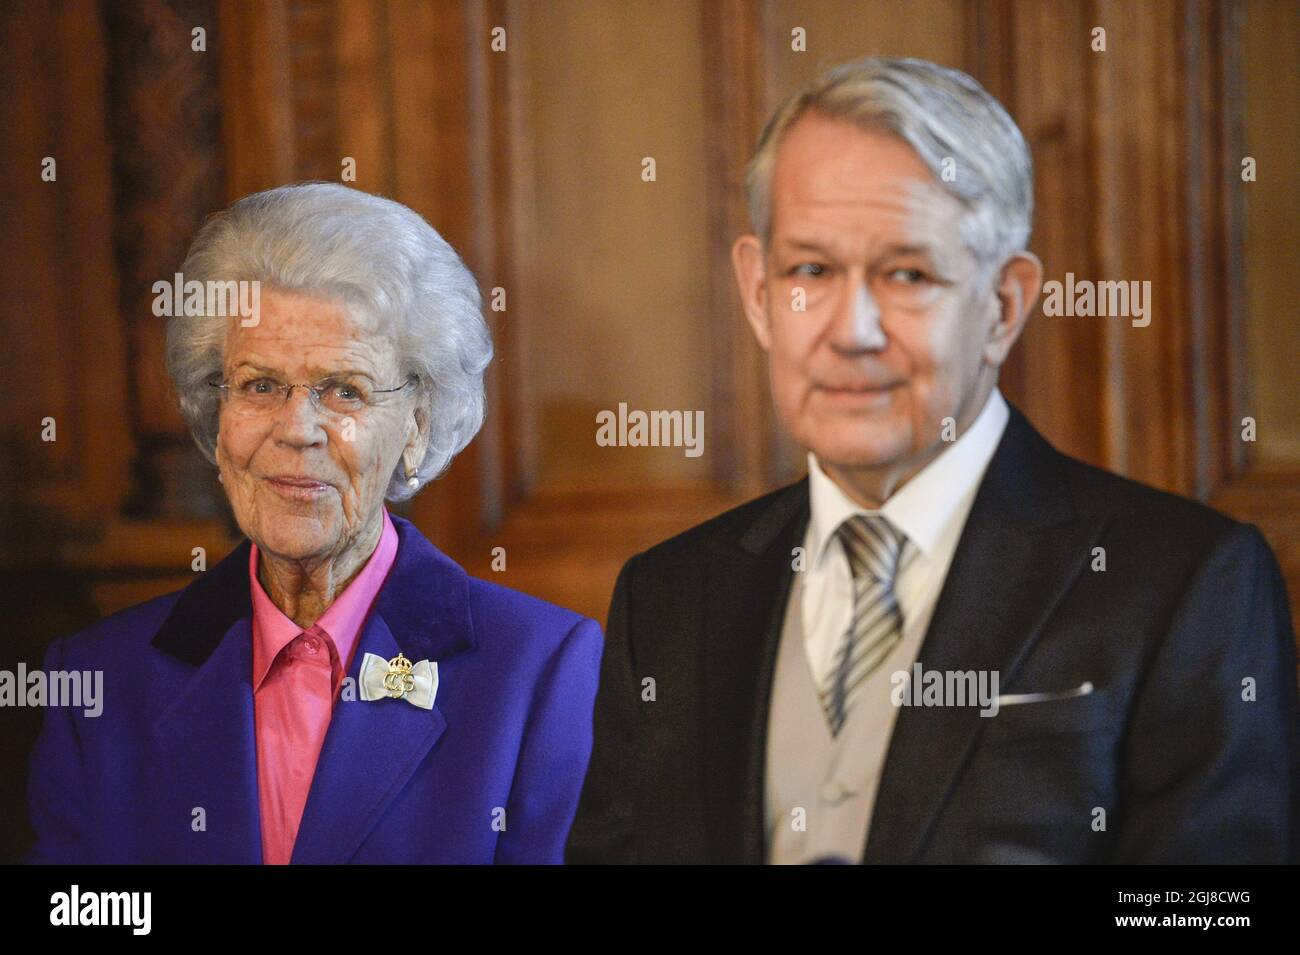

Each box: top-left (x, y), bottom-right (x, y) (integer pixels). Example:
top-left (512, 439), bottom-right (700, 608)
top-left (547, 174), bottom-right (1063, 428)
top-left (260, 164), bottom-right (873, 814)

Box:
top-left (978, 685), bottom-right (1117, 745)
top-left (967, 686), bottom-right (1122, 861)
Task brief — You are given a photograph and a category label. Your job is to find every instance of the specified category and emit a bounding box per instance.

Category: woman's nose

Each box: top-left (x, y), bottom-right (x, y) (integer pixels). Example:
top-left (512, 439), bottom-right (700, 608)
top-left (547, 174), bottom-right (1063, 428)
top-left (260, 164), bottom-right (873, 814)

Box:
top-left (273, 386), bottom-right (328, 441)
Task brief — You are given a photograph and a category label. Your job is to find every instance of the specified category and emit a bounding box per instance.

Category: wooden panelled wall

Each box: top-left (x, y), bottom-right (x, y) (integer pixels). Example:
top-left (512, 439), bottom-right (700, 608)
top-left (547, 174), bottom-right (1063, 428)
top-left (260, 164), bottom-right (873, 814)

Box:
top-left (696, 0), bottom-right (1300, 619)
top-left (2, 0), bottom-right (1297, 625)
top-left (0, 0), bottom-right (1296, 866)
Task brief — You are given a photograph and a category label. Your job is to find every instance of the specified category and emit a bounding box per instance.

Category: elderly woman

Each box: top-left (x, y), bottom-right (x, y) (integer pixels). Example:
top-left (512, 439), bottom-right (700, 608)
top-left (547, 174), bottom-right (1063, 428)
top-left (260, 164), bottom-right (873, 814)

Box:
top-left (25, 183), bottom-right (602, 864)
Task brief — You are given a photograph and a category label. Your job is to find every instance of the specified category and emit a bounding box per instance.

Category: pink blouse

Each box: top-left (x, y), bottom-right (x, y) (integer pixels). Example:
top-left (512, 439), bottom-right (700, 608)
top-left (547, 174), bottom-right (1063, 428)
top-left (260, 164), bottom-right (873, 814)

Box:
top-left (248, 508), bottom-right (399, 864)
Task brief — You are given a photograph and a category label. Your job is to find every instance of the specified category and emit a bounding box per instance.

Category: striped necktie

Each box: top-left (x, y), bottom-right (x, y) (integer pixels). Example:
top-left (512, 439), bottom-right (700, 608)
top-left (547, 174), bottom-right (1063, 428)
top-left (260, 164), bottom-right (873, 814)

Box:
top-left (821, 513), bottom-right (907, 737)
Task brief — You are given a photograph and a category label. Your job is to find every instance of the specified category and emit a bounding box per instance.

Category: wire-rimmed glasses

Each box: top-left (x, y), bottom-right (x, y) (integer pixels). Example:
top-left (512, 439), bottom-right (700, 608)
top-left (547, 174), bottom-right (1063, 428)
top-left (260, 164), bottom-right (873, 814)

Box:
top-left (209, 372), bottom-right (417, 417)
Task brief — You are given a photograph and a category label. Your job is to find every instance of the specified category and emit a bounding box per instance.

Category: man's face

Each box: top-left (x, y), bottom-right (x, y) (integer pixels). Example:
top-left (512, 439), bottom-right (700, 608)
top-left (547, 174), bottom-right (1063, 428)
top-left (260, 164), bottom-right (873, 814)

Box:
top-left (745, 112), bottom-right (1000, 477)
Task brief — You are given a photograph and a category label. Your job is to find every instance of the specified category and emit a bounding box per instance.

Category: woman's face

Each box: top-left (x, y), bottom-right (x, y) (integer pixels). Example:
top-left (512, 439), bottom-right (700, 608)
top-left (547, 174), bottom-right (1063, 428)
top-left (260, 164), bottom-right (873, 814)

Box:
top-left (215, 286), bottom-right (425, 565)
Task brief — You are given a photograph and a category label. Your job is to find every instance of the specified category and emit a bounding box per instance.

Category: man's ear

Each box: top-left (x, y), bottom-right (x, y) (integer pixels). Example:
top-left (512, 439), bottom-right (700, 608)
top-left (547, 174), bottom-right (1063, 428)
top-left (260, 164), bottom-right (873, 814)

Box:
top-left (984, 250), bottom-right (1043, 366)
top-left (731, 233), bottom-right (772, 351)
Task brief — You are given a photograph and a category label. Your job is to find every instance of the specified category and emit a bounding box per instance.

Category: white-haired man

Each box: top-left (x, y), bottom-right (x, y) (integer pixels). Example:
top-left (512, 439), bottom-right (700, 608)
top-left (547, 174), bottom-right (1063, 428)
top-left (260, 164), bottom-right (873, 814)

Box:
top-left (568, 57), bottom-right (1297, 864)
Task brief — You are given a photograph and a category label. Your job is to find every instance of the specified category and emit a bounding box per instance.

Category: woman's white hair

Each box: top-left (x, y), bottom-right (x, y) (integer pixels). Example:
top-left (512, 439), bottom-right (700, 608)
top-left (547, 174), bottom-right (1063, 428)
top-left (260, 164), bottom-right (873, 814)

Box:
top-left (745, 57), bottom-right (1034, 281)
top-left (165, 181), bottom-right (492, 501)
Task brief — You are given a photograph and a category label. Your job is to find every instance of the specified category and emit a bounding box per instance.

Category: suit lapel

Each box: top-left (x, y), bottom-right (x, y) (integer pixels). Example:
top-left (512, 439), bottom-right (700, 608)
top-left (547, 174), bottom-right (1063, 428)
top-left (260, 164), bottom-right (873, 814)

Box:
top-left (702, 482), bottom-right (809, 863)
top-left (148, 514), bottom-right (475, 865)
top-left (290, 515), bottom-right (474, 863)
top-left (863, 405), bottom-right (1107, 862)
top-left (287, 612), bottom-right (449, 863)
top-left (148, 539), bottom-right (263, 863)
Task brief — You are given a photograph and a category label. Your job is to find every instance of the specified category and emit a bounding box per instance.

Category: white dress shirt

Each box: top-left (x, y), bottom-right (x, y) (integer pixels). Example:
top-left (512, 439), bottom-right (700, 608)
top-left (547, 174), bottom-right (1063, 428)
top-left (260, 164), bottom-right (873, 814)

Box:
top-left (800, 386), bottom-right (1011, 691)
top-left (764, 386), bottom-right (1009, 863)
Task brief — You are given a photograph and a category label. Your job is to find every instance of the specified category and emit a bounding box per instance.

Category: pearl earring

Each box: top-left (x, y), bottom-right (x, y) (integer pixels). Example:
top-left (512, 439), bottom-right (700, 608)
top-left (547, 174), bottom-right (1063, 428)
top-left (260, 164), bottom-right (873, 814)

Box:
top-left (404, 461), bottom-right (419, 490)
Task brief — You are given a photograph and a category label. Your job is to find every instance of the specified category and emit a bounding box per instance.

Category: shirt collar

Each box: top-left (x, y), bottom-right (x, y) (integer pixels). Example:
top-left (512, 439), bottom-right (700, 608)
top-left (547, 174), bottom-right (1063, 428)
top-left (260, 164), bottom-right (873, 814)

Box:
top-left (806, 386), bottom-right (1009, 568)
top-left (250, 507), bottom-right (400, 690)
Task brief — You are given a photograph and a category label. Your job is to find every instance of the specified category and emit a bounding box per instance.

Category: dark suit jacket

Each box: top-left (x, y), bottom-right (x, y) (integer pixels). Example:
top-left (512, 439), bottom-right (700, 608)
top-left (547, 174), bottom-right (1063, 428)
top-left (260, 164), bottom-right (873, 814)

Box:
top-left (567, 403), bottom-right (1300, 863)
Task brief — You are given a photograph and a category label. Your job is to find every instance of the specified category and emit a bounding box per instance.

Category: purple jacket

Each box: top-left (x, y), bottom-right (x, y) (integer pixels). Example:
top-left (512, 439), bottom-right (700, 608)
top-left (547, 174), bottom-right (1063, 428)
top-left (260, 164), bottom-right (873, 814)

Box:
top-left (25, 514), bottom-right (603, 863)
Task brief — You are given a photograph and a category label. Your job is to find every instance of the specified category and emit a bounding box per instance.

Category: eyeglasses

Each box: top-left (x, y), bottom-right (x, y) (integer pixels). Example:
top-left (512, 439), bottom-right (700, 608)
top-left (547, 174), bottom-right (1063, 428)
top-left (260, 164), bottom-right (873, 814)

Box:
top-left (209, 373), bottom-right (417, 417)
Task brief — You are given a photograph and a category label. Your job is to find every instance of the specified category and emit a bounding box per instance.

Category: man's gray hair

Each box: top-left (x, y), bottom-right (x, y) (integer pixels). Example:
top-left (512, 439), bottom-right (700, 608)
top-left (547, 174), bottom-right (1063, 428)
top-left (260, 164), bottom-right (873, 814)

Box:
top-left (165, 182), bottom-right (492, 501)
top-left (745, 57), bottom-right (1033, 276)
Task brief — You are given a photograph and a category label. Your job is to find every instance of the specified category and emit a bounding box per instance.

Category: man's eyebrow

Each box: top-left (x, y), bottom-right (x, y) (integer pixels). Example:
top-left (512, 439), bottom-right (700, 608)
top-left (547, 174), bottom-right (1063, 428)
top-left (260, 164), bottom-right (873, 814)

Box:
top-left (776, 237), bottom-right (837, 255)
top-left (876, 243), bottom-right (939, 258)
top-left (773, 238), bottom-right (943, 259)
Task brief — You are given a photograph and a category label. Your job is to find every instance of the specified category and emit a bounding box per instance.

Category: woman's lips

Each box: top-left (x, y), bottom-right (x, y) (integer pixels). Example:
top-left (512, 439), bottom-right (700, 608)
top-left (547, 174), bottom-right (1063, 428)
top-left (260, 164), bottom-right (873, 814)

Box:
top-left (265, 476), bottom-right (331, 501)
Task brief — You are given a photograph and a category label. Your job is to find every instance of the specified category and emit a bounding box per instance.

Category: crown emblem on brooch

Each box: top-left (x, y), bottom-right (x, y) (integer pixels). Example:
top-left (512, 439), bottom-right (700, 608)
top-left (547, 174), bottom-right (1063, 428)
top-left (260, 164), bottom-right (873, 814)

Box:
top-left (382, 652), bottom-right (417, 697)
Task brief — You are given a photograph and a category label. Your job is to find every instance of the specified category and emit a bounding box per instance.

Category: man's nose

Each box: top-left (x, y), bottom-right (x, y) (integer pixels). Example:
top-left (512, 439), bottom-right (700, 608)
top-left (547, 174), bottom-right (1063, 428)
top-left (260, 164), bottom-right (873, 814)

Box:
top-left (273, 386), bottom-right (327, 443)
top-left (829, 278), bottom-right (887, 352)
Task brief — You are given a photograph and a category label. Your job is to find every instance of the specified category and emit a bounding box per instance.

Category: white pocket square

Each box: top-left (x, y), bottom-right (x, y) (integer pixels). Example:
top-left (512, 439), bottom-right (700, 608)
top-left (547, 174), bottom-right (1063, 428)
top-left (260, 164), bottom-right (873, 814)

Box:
top-left (995, 680), bottom-right (1093, 707)
top-left (358, 651), bottom-right (438, 709)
